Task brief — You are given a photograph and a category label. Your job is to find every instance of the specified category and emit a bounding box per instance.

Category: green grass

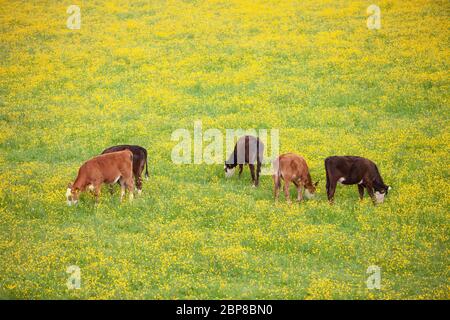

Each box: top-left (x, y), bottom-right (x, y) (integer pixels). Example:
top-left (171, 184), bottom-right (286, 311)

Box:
top-left (0, 0), bottom-right (449, 299)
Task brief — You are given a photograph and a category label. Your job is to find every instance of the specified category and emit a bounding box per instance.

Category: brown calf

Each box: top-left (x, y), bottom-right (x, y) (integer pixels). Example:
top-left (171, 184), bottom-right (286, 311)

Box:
top-left (101, 144), bottom-right (149, 194)
top-left (66, 150), bottom-right (134, 205)
top-left (273, 153), bottom-right (318, 203)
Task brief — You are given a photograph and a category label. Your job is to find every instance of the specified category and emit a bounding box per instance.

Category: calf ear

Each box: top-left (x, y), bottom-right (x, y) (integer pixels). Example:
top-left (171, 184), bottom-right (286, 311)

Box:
top-left (314, 181), bottom-right (319, 187)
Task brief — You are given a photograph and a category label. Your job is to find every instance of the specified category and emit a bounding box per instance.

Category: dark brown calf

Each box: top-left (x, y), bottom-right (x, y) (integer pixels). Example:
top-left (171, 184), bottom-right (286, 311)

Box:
top-left (101, 145), bottom-right (148, 194)
top-left (224, 135), bottom-right (264, 187)
top-left (66, 150), bottom-right (134, 205)
top-left (325, 156), bottom-right (390, 204)
top-left (273, 153), bottom-right (318, 203)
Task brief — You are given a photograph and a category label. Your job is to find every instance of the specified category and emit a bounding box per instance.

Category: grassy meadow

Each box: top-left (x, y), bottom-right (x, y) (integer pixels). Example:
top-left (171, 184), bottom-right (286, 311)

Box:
top-left (0, 0), bottom-right (449, 299)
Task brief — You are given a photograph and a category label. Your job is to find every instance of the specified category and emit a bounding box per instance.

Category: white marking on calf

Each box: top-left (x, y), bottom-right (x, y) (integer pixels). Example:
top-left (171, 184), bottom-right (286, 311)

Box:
top-left (87, 184), bottom-right (94, 191)
top-left (338, 177), bottom-right (346, 184)
top-left (304, 189), bottom-right (314, 199)
top-left (225, 167), bottom-right (235, 178)
top-left (374, 191), bottom-right (385, 203)
top-left (66, 188), bottom-right (72, 206)
top-left (358, 179), bottom-right (363, 184)
top-left (113, 176), bottom-right (121, 184)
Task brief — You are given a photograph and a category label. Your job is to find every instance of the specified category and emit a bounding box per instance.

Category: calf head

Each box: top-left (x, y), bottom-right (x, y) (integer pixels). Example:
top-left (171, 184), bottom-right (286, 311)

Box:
top-left (304, 181), bottom-right (319, 199)
top-left (373, 182), bottom-right (391, 203)
top-left (224, 163), bottom-right (236, 178)
top-left (66, 183), bottom-right (79, 206)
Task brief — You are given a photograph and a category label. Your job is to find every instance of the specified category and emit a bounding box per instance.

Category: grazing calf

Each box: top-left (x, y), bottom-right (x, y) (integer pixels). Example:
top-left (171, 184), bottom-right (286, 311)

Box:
top-left (224, 135), bottom-right (264, 187)
top-left (101, 144), bottom-right (148, 194)
top-left (66, 150), bottom-right (134, 205)
top-left (325, 156), bottom-right (391, 204)
top-left (273, 153), bottom-right (318, 204)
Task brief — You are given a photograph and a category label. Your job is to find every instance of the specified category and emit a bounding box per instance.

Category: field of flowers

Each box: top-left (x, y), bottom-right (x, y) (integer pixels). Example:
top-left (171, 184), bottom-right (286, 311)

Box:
top-left (0, 0), bottom-right (449, 299)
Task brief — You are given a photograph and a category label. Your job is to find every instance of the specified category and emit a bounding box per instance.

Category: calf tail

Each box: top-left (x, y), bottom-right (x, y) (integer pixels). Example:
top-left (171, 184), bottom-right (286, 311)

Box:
top-left (324, 158), bottom-right (330, 191)
top-left (144, 149), bottom-right (149, 180)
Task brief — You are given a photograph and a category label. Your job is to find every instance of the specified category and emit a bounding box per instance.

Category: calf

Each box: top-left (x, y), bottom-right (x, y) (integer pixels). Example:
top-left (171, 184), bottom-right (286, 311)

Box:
top-left (273, 153), bottom-right (318, 203)
top-left (101, 144), bottom-right (148, 194)
top-left (325, 156), bottom-right (391, 204)
top-left (224, 135), bottom-right (264, 187)
top-left (66, 150), bottom-right (134, 205)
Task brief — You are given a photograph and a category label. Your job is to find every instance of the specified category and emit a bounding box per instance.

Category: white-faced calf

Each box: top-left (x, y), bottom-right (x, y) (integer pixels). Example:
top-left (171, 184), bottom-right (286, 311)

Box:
top-left (66, 150), bottom-right (134, 205)
top-left (324, 156), bottom-right (391, 204)
top-left (272, 153), bottom-right (318, 204)
top-left (224, 135), bottom-right (264, 187)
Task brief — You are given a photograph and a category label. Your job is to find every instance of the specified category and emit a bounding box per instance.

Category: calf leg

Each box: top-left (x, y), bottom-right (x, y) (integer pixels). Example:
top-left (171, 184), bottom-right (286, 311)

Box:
top-left (94, 184), bottom-right (101, 204)
top-left (255, 161), bottom-right (261, 187)
top-left (126, 177), bottom-right (134, 201)
top-left (284, 179), bottom-right (291, 204)
top-left (327, 178), bottom-right (337, 203)
top-left (119, 177), bottom-right (135, 202)
top-left (238, 164), bottom-right (243, 177)
top-left (135, 174), bottom-right (143, 195)
top-left (273, 175), bottom-right (281, 201)
top-left (358, 184), bottom-right (364, 200)
top-left (119, 181), bottom-right (126, 202)
top-left (249, 164), bottom-right (256, 186)
top-left (294, 181), bottom-right (303, 202)
top-left (326, 175), bottom-right (330, 197)
top-left (365, 183), bottom-right (376, 205)
top-left (134, 161), bottom-right (145, 195)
